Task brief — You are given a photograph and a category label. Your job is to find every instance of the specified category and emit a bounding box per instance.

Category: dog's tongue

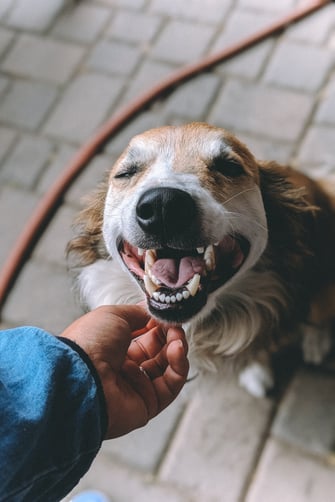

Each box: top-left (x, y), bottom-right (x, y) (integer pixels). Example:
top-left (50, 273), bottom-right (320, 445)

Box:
top-left (151, 256), bottom-right (205, 288)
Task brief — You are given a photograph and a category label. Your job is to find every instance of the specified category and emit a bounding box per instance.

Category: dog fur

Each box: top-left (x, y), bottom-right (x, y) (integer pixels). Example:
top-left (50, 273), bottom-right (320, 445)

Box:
top-left (67, 123), bottom-right (335, 396)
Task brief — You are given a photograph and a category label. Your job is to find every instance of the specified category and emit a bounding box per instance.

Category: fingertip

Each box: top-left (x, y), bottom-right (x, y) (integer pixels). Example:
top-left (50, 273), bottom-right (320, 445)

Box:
top-left (167, 327), bottom-right (188, 355)
top-left (167, 339), bottom-right (189, 378)
top-left (171, 339), bottom-right (184, 350)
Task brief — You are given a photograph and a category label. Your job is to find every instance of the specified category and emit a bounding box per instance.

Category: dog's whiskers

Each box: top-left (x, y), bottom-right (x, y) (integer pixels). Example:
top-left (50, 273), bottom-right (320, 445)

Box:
top-left (223, 187), bottom-right (258, 206)
top-left (223, 210), bottom-right (268, 233)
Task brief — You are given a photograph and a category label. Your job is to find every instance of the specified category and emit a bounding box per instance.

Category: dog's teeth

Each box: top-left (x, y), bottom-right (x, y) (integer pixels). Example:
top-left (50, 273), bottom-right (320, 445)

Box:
top-left (214, 242), bottom-right (219, 247)
top-left (186, 274), bottom-right (200, 296)
top-left (204, 244), bottom-right (215, 271)
top-left (150, 273), bottom-right (161, 286)
top-left (145, 249), bottom-right (157, 272)
top-left (143, 274), bottom-right (158, 296)
top-left (196, 247), bottom-right (205, 254)
top-left (152, 290), bottom-right (193, 304)
top-left (138, 248), bottom-right (144, 256)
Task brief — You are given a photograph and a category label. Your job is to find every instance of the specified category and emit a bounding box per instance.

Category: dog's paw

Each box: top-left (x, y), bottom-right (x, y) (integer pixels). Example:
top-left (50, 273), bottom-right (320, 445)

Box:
top-left (238, 362), bottom-right (274, 398)
top-left (302, 324), bottom-right (332, 365)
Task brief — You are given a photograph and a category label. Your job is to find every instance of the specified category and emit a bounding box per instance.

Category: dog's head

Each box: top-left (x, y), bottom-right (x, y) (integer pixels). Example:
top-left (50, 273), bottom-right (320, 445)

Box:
top-left (103, 123), bottom-right (268, 323)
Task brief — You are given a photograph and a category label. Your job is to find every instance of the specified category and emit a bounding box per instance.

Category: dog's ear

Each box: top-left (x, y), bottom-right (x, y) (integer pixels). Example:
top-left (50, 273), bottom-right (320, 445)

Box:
top-left (259, 161), bottom-right (317, 217)
top-left (259, 162), bottom-right (318, 231)
top-left (67, 181), bottom-right (109, 268)
top-left (259, 160), bottom-right (318, 271)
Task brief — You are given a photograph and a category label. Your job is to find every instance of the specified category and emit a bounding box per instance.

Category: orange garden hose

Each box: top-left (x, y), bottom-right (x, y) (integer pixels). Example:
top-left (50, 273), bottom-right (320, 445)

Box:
top-left (0, 0), bottom-right (331, 311)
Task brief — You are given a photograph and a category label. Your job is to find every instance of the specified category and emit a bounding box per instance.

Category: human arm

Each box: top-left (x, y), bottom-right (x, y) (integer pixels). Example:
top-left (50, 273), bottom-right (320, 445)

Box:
top-left (0, 306), bottom-right (188, 501)
top-left (61, 305), bottom-right (189, 438)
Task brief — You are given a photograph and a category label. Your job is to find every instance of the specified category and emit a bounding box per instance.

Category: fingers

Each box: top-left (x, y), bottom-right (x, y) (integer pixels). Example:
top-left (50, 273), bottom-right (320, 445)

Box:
top-left (131, 318), bottom-right (158, 338)
top-left (128, 325), bottom-right (167, 364)
top-left (138, 327), bottom-right (189, 413)
top-left (122, 333), bottom-right (189, 421)
top-left (151, 337), bottom-right (189, 413)
top-left (128, 324), bottom-right (188, 365)
top-left (166, 336), bottom-right (189, 381)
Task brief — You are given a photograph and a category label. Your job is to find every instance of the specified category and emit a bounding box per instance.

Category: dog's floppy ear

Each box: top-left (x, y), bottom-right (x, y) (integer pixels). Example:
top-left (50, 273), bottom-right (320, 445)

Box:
top-left (259, 161), bottom-right (318, 250)
top-left (259, 161), bottom-right (317, 219)
top-left (67, 180), bottom-right (109, 269)
top-left (258, 161), bottom-right (317, 293)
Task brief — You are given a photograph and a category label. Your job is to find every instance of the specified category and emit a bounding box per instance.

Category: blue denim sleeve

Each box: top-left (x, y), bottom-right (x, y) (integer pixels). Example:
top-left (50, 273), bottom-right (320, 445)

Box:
top-left (0, 326), bottom-right (108, 502)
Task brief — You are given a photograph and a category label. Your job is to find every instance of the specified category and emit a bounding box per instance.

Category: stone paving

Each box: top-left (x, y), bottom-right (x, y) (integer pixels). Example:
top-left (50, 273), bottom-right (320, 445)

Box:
top-left (1, 0), bottom-right (335, 500)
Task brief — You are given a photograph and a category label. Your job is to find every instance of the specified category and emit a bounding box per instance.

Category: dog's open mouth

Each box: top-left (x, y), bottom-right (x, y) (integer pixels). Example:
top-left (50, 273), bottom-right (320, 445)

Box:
top-left (120, 236), bottom-right (249, 323)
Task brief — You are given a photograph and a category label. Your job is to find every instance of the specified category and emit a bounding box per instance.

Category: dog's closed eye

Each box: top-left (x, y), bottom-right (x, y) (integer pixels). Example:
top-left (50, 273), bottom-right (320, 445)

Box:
top-left (210, 155), bottom-right (244, 178)
top-left (114, 164), bottom-right (139, 180)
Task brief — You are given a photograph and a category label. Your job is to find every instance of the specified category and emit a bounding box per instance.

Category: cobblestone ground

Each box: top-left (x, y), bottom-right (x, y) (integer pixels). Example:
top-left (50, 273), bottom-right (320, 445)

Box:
top-left (1, 0), bottom-right (335, 501)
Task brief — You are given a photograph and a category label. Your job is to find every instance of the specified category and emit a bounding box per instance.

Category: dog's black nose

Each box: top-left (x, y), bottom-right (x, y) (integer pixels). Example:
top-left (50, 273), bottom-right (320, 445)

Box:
top-left (136, 187), bottom-right (197, 239)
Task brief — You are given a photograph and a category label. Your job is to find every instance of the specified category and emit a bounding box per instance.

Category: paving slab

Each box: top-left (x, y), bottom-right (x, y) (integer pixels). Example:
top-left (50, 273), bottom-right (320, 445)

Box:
top-left (0, 125), bottom-right (16, 163)
top-left (5, 0), bottom-right (68, 32)
top-left (33, 205), bottom-right (78, 266)
top-left (286, 3), bottom-right (335, 44)
top-left (237, 133), bottom-right (295, 165)
top-left (119, 59), bottom-right (175, 105)
top-left (238, 0), bottom-right (297, 10)
top-left (104, 109), bottom-right (165, 156)
top-left (271, 367), bottom-right (335, 459)
top-left (159, 370), bottom-right (274, 502)
top-left (246, 438), bottom-right (335, 502)
top-left (0, 27), bottom-right (14, 57)
top-left (2, 259), bottom-right (83, 334)
top-left (0, 186), bottom-right (40, 269)
top-left (211, 9), bottom-right (278, 50)
top-left (36, 144), bottom-right (77, 195)
top-left (217, 40), bottom-right (274, 80)
top-left (108, 0), bottom-right (147, 9)
top-left (86, 40), bottom-right (141, 76)
top-left (44, 73), bottom-right (124, 143)
top-left (315, 73), bottom-right (335, 126)
top-left (163, 73), bottom-right (220, 121)
top-left (2, 34), bottom-right (84, 84)
top-left (209, 79), bottom-right (314, 142)
top-left (263, 40), bottom-right (334, 92)
top-left (0, 79), bottom-right (58, 130)
top-left (297, 124), bottom-right (335, 171)
top-left (150, 0), bottom-right (232, 24)
top-left (103, 391), bottom-right (188, 472)
top-left (64, 452), bottom-right (192, 502)
top-left (0, 0), bottom-right (12, 20)
top-left (151, 20), bottom-right (215, 65)
top-left (107, 11), bottom-right (162, 44)
top-left (0, 134), bottom-right (53, 188)
top-left (51, 3), bottom-right (111, 44)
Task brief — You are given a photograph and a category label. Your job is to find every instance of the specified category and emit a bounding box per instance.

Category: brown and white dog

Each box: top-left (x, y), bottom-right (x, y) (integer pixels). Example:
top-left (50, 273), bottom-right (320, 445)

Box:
top-left (68, 122), bottom-right (335, 397)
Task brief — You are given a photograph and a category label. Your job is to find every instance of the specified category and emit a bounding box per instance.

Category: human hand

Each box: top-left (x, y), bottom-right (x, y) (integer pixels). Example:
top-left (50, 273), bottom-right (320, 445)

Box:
top-left (60, 305), bottom-right (189, 438)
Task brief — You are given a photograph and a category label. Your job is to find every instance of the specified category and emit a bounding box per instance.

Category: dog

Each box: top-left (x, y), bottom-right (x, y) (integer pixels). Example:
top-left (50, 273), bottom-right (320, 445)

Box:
top-left (67, 122), bottom-right (335, 397)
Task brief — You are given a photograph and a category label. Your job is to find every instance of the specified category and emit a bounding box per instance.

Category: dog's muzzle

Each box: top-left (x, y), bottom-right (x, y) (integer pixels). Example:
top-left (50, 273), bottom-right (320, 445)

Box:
top-left (118, 187), bottom-right (250, 323)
